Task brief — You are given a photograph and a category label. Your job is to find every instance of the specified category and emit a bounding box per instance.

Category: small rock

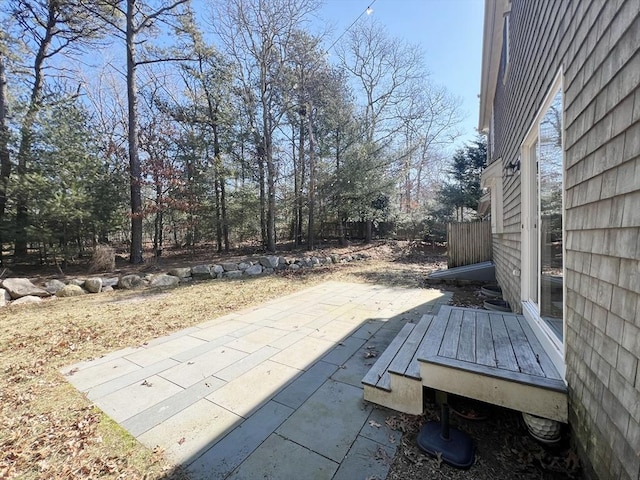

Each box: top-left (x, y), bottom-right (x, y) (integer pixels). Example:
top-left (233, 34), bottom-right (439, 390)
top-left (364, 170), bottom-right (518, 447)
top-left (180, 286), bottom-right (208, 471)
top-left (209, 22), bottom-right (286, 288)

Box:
top-left (289, 264), bottom-right (300, 270)
top-left (277, 257), bottom-right (288, 270)
top-left (102, 285), bottom-right (114, 292)
top-left (330, 254), bottom-right (340, 264)
top-left (325, 256), bottom-right (332, 265)
top-left (150, 274), bottom-right (180, 288)
top-left (245, 264), bottom-right (263, 275)
top-left (56, 285), bottom-right (87, 297)
top-left (311, 257), bottom-right (320, 266)
top-left (44, 279), bottom-right (66, 294)
top-left (223, 270), bottom-right (243, 279)
top-left (69, 278), bottom-right (85, 287)
top-left (0, 288), bottom-right (10, 307)
top-left (2, 278), bottom-right (50, 299)
top-left (168, 267), bottom-right (192, 278)
top-left (118, 274), bottom-right (143, 289)
top-left (84, 278), bottom-right (103, 293)
top-left (238, 262), bottom-right (251, 271)
top-left (221, 262), bottom-right (239, 272)
top-left (12, 295), bottom-right (43, 305)
top-left (264, 268), bottom-right (274, 274)
top-left (191, 265), bottom-right (212, 278)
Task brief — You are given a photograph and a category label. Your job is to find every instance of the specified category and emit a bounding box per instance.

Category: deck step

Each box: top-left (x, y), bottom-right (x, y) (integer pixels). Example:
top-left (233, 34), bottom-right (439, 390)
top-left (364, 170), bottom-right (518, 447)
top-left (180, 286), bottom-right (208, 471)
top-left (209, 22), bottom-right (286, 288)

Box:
top-left (362, 315), bottom-right (435, 415)
top-left (362, 322), bottom-right (415, 391)
top-left (417, 305), bottom-right (568, 422)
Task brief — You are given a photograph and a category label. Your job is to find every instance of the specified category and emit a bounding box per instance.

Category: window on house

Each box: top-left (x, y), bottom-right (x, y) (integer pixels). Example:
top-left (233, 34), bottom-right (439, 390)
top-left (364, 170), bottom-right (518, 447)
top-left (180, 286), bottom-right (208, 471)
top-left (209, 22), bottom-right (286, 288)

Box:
top-left (501, 13), bottom-right (510, 82)
top-left (538, 89), bottom-right (563, 338)
top-left (521, 74), bottom-right (564, 370)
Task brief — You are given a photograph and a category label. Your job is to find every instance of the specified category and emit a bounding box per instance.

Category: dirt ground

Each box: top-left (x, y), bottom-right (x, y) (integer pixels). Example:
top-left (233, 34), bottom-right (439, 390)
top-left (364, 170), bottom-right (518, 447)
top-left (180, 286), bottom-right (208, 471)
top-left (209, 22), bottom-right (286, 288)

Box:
top-left (0, 240), bottom-right (582, 479)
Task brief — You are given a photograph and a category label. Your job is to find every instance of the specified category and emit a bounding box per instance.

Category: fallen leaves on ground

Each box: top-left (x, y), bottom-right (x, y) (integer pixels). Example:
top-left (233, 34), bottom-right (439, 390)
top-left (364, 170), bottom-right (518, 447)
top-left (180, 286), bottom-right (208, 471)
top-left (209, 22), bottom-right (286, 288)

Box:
top-left (0, 241), bottom-right (443, 479)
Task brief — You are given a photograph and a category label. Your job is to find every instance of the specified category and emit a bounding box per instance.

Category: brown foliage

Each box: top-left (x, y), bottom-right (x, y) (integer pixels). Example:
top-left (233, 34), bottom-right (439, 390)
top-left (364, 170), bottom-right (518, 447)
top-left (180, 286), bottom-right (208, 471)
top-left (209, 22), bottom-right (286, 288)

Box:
top-left (89, 245), bottom-right (115, 273)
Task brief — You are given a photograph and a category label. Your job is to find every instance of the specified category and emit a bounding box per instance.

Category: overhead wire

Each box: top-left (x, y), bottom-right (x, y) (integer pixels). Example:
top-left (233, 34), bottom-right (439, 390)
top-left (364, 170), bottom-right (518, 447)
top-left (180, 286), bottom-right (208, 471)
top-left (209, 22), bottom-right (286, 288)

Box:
top-left (326, 0), bottom-right (378, 52)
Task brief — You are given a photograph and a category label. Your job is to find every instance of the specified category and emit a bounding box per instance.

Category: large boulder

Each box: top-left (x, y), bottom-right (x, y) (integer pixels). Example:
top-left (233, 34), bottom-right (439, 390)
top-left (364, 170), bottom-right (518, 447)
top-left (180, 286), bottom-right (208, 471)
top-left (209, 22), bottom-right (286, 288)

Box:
top-left (168, 267), bottom-right (192, 279)
top-left (223, 270), bottom-right (243, 279)
top-left (245, 264), bottom-right (263, 276)
top-left (237, 262), bottom-right (251, 271)
top-left (211, 265), bottom-right (224, 277)
top-left (259, 256), bottom-right (279, 269)
top-left (118, 274), bottom-right (143, 289)
top-left (84, 278), bottom-right (103, 293)
top-left (0, 288), bottom-right (11, 307)
top-left (150, 274), bottom-right (180, 288)
top-left (56, 285), bottom-right (86, 297)
top-left (102, 277), bottom-right (119, 288)
top-left (12, 295), bottom-right (43, 305)
top-left (44, 279), bottom-right (66, 295)
top-left (2, 278), bottom-right (50, 299)
top-left (191, 265), bottom-right (212, 279)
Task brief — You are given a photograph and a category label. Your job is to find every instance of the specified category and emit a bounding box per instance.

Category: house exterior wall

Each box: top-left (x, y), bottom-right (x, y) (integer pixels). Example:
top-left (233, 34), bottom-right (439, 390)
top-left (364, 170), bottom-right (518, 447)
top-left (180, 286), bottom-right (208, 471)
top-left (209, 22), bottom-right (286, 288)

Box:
top-left (486, 1), bottom-right (640, 479)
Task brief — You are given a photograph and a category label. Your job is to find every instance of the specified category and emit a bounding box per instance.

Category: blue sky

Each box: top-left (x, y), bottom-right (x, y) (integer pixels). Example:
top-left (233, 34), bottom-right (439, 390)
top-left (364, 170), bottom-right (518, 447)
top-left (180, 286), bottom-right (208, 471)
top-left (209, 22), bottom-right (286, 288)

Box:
top-left (317, 0), bottom-right (485, 147)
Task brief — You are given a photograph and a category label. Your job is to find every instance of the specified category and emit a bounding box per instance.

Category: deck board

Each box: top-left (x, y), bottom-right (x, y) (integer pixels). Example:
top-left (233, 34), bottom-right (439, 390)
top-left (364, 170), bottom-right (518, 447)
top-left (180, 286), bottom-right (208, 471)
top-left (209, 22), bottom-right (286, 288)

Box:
top-left (503, 314), bottom-right (545, 376)
top-left (439, 308), bottom-right (463, 358)
top-left (389, 315), bottom-right (433, 379)
top-left (457, 310), bottom-right (477, 363)
top-left (489, 314), bottom-right (520, 372)
top-left (475, 311), bottom-right (496, 367)
top-left (516, 315), bottom-right (563, 381)
top-left (362, 323), bottom-right (415, 391)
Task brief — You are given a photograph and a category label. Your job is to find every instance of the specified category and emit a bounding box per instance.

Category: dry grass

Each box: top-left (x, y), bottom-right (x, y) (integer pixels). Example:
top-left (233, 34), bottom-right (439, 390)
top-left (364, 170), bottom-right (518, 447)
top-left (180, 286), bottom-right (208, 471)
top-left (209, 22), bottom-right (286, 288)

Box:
top-left (0, 251), bottom-right (439, 479)
top-left (89, 245), bottom-right (116, 273)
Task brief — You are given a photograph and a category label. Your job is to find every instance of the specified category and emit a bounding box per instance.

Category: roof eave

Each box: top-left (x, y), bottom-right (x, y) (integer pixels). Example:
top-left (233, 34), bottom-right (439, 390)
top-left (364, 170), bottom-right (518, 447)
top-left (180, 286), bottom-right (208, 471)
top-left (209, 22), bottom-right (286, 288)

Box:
top-left (478, 0), bottom-right (509, 132)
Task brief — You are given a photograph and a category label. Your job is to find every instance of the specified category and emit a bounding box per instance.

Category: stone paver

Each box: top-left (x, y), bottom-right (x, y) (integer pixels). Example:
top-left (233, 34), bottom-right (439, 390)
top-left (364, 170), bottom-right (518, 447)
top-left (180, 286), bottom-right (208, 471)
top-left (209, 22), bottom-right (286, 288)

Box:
top-left (227, 433), bottom-right (338, 480)
top-left (275, 379), bottom-right (372, 462)
top-left (62, 281), bottom-right (450, 479)
top-left (187, 401), bottom-right (293, 480)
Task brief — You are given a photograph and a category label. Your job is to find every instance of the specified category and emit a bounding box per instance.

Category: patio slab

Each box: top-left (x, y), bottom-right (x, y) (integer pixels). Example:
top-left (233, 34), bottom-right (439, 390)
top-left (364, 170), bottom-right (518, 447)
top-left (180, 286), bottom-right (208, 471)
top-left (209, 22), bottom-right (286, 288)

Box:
top-left (62, 281), bottom-right (451, 479)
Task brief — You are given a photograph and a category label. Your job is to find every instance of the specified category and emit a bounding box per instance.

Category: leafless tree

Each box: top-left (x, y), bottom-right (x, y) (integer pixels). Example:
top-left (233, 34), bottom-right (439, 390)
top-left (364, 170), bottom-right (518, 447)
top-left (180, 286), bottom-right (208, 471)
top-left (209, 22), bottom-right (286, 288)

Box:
top-left (85, 0), bottom-right (190, 263)
top-left (211, 0), bottom-right (321, 252)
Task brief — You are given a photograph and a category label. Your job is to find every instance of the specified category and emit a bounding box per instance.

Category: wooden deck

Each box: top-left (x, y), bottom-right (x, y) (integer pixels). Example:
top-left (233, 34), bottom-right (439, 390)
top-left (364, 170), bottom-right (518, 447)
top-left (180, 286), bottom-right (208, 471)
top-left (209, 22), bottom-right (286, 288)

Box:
top-left (363, 306), bottom-right (568, 422)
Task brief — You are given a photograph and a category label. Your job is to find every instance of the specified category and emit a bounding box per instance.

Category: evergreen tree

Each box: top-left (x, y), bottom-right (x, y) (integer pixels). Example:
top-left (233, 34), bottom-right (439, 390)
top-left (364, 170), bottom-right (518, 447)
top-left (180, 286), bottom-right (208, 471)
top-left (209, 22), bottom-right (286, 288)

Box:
top-left (432, 136), bottom-right (486, 222)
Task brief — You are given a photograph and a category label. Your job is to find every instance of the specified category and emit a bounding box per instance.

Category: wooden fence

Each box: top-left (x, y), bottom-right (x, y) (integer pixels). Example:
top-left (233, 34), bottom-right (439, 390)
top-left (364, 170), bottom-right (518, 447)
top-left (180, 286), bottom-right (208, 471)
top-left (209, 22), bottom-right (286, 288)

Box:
top-left (447, 221), bottom-right (492, 268)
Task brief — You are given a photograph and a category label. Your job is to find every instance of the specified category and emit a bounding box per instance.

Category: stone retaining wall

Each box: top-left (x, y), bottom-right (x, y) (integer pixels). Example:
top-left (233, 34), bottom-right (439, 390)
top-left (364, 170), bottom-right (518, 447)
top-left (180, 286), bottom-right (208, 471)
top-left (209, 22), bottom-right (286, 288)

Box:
top-left (0, 253), bottom-right (369, 307)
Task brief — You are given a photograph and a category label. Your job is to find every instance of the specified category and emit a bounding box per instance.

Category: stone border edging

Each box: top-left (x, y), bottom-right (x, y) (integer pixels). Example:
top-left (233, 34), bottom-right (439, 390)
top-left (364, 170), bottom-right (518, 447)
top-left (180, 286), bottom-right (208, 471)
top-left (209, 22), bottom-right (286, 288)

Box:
top-left (0, 253), bottom-right (370, 307)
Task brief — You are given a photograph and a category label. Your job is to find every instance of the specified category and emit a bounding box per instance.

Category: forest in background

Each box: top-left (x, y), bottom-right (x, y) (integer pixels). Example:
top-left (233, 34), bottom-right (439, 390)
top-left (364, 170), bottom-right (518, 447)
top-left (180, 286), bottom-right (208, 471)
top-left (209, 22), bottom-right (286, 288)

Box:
top-left (0, 0), bottom-right (485, 266)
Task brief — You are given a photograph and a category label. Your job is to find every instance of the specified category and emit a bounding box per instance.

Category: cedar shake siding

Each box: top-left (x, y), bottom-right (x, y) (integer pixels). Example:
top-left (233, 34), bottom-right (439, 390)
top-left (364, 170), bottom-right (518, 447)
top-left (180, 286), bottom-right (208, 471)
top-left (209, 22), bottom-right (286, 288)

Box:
top-left (480, 1), bottom-right (640, 479)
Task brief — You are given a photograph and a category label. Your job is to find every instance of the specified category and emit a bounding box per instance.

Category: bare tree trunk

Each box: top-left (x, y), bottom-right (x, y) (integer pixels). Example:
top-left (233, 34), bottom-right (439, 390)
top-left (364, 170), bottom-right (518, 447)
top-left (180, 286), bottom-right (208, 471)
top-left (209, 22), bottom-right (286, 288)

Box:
top-left (153, 180), bottom-right (163, 257)
top-left (126, 0), bottom-right (143, 264)
top-left (335, 129), bottom-right (347, 246)
top-left (291, 130), bottom-right (298, 243)
top-left (0, 53), bottom-right (10, 265)
top-left (220, 171), bottom-right (229, 253)
top-left (258, 149), bottom-right (267, 247)
top-left (296, 117), bottom-right (305, 246)
top-left (307, 103), bottom-right (315, 250)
